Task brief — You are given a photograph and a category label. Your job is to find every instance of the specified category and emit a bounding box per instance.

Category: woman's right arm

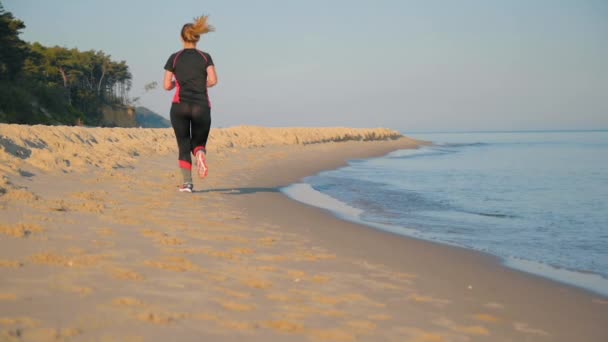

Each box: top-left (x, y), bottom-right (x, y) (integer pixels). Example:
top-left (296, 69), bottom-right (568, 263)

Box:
top-left (164, 71), bottom-right (175, 90)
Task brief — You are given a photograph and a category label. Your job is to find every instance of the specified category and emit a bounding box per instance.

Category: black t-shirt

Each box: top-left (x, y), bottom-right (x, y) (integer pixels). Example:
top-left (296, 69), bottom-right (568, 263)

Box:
top-left (164, 49), bottom-right (214, 106)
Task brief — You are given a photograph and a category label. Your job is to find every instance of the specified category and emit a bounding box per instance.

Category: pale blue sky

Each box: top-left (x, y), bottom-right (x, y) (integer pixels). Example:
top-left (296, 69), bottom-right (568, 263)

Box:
top-left (4, 0), bottom-right (607, 131)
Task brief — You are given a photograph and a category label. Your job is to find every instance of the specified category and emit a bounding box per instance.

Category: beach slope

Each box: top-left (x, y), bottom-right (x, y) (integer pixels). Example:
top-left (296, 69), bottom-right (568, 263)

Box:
top-left (0, 124), bottom-right (606, 341)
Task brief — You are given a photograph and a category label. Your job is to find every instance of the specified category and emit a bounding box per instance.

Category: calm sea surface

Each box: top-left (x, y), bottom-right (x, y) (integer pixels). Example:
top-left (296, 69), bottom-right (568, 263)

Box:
top-left (282, 131), bottom-right (608, 296)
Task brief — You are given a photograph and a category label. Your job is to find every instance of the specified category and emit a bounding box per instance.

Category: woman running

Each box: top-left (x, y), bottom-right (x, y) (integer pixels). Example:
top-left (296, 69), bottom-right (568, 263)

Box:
top-left (164, 15), bottom-right (217, 193)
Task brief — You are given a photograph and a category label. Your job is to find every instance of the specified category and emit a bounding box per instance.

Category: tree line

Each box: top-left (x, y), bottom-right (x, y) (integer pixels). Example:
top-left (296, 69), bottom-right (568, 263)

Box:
top-left (0, 2), bottom-right (133, 125)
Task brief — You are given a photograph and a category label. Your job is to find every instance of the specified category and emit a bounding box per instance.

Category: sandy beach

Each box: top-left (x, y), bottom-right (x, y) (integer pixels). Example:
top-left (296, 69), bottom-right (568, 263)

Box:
top-left (0, 124), bottom-right (606, 341)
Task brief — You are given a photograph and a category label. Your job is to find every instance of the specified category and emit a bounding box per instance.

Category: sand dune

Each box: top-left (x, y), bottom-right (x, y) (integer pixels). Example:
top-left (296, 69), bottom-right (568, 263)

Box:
top-left (0, 124), bottom-right (403, 176)
top-left (0, 124), bottom-right (407, 200)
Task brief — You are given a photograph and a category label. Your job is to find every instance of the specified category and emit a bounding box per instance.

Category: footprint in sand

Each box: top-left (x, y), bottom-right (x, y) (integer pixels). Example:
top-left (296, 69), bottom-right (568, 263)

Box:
top-left (140, 229), bottom-right (185, 246)
top-left (0, 188), bottom-right (39, 204)
top-left (2, 327), bottom-right (82, 341)
top-left (0, 223), bottom-right (44, 238)
top-left (45, 198), bottom-right (105, 214)
top-left (257, 236), bottom-right (278, 246)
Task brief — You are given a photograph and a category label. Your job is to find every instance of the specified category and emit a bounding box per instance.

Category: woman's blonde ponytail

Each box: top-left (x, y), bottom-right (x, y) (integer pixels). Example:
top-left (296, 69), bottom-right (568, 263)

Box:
top-left (181, 15), bottom-right (215, 43)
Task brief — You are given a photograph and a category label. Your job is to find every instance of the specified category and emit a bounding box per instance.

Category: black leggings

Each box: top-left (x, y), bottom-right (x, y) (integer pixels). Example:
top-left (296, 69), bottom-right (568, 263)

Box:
top-left (170, 102), bottom-right (211, 168)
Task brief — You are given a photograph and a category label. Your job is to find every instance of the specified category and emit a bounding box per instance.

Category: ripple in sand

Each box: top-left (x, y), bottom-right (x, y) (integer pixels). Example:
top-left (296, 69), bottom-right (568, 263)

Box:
top-left (220, 301), bottom-right (255, 312)
top-left (309, 328), bottom-right (354, 341)
top-left (112, 297), bottom-right (144, 307)
top-left (136, 311), bottom-right (185, 325)
top-left (144, 256), bottom-right (199, 273)
top-left (473, 313), bottom-right (500, 323)
top-left (345, 320), bottom-right (377, 333)
top-left (367, 313), bottom-right (392, 321)
top-left (0, 259), bottom-right (23, 268)
top-left (241, 278), bottom-right (272, 290)
top-left (61, 285), bottom-right (93, 297)
top-left (107, 267), bottom-right (145, 281)
top-left (263, 320), bottom-right (304, 334)
top-left (407, 293), bottom-right (451, 307)
top-left (0, 316), bottom-right (39, 328)
top-left (29, 252), bottom-right (108, 268)
top-left (434, 317), bottom-right (490, 336)
top-left (0, 293), bottom-right (18, 301)
top-left (513, 322), bottom-right (550, 337)
top-left (216, 288), bottom-right (251, 299)
top-left (96, 228), bottom-right (116, 237)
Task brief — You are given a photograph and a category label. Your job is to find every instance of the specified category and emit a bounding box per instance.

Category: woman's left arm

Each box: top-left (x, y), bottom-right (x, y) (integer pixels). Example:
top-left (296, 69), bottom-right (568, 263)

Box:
top-left (207, 66), bottom-right (217, 88)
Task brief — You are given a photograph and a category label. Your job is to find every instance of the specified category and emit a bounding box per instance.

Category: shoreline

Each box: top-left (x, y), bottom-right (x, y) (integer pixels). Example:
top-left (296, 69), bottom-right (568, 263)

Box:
top-left (197, 138), bottom-right (608, 340)
top-left (1, 128), bottom-right (607, 340)
top-left (281, 177), bottom-right (608, 299)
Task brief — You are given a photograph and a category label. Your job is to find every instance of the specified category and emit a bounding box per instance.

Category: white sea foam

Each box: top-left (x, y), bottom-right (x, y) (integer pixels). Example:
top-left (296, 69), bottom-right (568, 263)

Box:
top-left (504, 257), bottom-right (608, 297)
top-left (281, 183), bottom-right (424, 237)
top-left (281, 183), bottom-right (364, 219)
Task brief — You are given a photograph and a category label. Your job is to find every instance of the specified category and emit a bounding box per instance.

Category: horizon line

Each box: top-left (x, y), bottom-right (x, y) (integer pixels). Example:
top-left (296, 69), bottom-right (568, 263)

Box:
top-left (402, 128), bottom-right (608, 134)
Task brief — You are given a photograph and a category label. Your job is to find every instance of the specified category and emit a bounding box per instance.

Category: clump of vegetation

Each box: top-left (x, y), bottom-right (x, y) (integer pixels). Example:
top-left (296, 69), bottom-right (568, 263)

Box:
top-left (0, 1), bottom-right (133, 125)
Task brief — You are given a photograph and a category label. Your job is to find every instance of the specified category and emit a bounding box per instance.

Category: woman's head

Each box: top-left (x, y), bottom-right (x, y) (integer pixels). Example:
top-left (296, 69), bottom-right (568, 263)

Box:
top-left (181, 15), bottom-right (214, 43)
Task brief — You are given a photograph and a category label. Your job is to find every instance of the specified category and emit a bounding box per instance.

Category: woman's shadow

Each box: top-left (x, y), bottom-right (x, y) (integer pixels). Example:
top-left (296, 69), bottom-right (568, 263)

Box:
top-left (193, 187), bottom-right (279, 195)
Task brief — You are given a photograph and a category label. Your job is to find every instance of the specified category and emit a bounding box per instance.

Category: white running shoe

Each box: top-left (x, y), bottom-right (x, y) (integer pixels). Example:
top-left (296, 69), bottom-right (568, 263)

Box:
top-left (178, 182), bottom-right (193, 193)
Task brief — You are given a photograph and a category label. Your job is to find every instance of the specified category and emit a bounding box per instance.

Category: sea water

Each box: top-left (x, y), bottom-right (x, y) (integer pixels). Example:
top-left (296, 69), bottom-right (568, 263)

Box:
top-left (282, 131), bottom-right (608, 296)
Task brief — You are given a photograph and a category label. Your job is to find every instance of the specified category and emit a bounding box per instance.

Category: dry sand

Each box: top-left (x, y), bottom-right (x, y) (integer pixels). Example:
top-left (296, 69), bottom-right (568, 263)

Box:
top-left (0, 124), bottom-right (606, 341)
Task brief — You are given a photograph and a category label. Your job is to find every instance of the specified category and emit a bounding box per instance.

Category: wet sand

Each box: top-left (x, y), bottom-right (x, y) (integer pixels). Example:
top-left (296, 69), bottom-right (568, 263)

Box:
top-left (0, 124), bottom-right (606, 341)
